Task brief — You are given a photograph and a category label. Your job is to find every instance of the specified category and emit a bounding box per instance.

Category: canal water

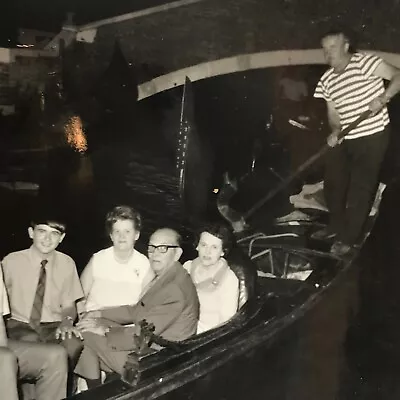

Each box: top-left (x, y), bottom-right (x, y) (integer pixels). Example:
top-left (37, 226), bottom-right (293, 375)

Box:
top-left (1, 64), bottom-right (400, 398)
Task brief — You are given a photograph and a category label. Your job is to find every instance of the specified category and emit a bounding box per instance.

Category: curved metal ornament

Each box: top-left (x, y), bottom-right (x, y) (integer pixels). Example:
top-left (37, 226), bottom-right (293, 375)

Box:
top-left (175, 77), bottom-right (213, 218)
top-left (176, 77), bottom-right (190, 201)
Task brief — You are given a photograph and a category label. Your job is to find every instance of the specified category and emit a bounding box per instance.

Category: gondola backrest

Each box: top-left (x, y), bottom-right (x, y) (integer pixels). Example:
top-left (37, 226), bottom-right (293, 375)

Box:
top-left (227, 246), bottom-right (258, 309)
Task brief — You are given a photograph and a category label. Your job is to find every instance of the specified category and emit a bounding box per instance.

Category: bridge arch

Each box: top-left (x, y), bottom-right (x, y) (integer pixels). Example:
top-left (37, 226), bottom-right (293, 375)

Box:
top-left (138, 49), bottom-right (400, 100)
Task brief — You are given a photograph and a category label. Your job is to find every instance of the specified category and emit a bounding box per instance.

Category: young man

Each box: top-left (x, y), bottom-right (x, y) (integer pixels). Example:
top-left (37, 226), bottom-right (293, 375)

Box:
top-left (74, 228), bottom-right (199, 385)
top-left (2, 216), bottom-right (84, 366)
top-left (0, 265), bottom-right (68, 400)
top-left (312, 29), bottom-right (400, 255)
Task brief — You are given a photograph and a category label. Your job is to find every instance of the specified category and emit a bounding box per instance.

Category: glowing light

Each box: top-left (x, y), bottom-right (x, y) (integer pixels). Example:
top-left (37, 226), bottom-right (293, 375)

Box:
top-left (64, 116), bottom-right (88, 153)
top-left (213, 188), bottom-right (219, 194)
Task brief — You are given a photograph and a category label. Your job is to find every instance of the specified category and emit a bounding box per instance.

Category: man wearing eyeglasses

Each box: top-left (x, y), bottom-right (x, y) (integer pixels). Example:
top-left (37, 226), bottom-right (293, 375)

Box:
top-left (74, 228), bottom-right (199, 387)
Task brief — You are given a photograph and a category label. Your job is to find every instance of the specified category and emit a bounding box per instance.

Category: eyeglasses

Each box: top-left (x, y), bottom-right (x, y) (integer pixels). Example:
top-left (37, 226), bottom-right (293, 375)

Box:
top-left (148, 244), bottom-right (180, 254)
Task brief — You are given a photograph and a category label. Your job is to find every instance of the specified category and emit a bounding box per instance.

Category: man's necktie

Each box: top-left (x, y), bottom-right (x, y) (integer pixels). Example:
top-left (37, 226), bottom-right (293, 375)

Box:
top-left (29, 259), bottom-right (48, 329)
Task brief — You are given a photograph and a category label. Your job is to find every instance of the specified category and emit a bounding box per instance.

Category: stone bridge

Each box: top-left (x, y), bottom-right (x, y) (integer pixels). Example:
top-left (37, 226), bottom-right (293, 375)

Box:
top-left (63, 0), bottom-right (400, 98)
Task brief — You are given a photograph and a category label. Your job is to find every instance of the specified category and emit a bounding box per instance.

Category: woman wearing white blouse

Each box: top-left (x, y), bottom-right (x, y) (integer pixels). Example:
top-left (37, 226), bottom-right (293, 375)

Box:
top-left (78, 206), bottom-right (154, 314)
top-left (183, 223), bottom-right (239, 334)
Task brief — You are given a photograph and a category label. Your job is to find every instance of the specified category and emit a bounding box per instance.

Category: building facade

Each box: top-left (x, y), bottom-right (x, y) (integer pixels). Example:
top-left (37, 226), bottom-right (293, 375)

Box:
top-left (0, 46), bottom-right (58, 115)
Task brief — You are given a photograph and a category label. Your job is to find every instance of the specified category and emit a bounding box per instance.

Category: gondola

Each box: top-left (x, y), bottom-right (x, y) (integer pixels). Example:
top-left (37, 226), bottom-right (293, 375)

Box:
top-left (68, 75), bottom-right (382, 400)
top-left (70, 173), bottom-right (385, 400)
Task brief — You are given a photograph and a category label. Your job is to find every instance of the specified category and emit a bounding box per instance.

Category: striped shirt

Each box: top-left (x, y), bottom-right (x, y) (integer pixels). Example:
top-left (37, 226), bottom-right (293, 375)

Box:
top-left (314, 52), bottom-right (389, 139)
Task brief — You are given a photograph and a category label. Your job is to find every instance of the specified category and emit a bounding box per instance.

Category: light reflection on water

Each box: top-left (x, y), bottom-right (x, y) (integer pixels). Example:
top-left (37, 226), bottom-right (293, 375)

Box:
top-left (64, 115), bottom-right (88, 153)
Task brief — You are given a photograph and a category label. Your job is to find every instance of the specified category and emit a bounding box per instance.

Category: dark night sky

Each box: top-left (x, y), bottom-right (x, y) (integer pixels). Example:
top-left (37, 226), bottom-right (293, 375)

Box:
top-left (0, 0), bottom-right (173, 46)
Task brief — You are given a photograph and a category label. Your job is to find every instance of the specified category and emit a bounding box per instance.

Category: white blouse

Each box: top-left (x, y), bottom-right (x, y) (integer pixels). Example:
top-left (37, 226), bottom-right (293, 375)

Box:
top-left (183, 258), bottom-right (239, 334)
top-left (79, 247), bottom-right (154, 312)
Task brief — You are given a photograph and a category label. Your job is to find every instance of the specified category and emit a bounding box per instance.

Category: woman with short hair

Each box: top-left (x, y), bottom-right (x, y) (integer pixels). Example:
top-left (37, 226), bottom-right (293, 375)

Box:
top-left (78, 205), bottom-right (154, 314)
top-left (183, 223), bottom-right (239, 334)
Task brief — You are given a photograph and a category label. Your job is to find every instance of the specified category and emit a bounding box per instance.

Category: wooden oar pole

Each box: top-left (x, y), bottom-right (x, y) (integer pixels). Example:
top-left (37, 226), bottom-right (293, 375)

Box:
top-left (243, 110), bottom-right (372, 221)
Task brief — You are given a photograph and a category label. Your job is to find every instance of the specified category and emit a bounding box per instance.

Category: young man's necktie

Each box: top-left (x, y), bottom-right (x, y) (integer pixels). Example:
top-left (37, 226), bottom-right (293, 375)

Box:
top-left (29, 259), bottom-right (48, 329)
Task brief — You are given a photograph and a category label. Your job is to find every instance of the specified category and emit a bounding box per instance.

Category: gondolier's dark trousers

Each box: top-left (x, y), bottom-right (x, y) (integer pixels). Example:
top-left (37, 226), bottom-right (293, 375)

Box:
top-left (324, 128), bottom-right (390, 246)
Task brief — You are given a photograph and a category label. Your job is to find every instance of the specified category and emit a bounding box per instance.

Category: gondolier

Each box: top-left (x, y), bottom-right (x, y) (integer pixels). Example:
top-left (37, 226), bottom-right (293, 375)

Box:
top-left (312, 28), bottom-right (400, 256)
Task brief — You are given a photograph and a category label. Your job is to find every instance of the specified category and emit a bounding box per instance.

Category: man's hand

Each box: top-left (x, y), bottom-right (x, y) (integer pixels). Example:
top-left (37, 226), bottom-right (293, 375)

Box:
top-left (55, 321), bottom-right (83, 341)
top-left (327, 130), bottom-right (343, 147)
top-left (76, 318), bottom-right (109, 336)
top-left (368, 95), bottom-right (388, 115)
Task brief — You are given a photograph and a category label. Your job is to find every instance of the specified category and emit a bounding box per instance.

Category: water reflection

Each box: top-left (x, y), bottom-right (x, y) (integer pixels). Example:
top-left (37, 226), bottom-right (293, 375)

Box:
top-left (64, 115), bottom-right (88, 153)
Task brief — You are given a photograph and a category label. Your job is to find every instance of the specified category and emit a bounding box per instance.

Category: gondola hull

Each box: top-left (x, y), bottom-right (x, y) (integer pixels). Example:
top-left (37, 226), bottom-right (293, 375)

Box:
top-left (72, 186), bottom-right (380, 400)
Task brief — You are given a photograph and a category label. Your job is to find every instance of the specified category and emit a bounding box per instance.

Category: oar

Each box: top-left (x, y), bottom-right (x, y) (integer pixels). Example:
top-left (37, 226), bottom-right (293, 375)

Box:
top-left (242, 110), bottom-right (372, 222)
